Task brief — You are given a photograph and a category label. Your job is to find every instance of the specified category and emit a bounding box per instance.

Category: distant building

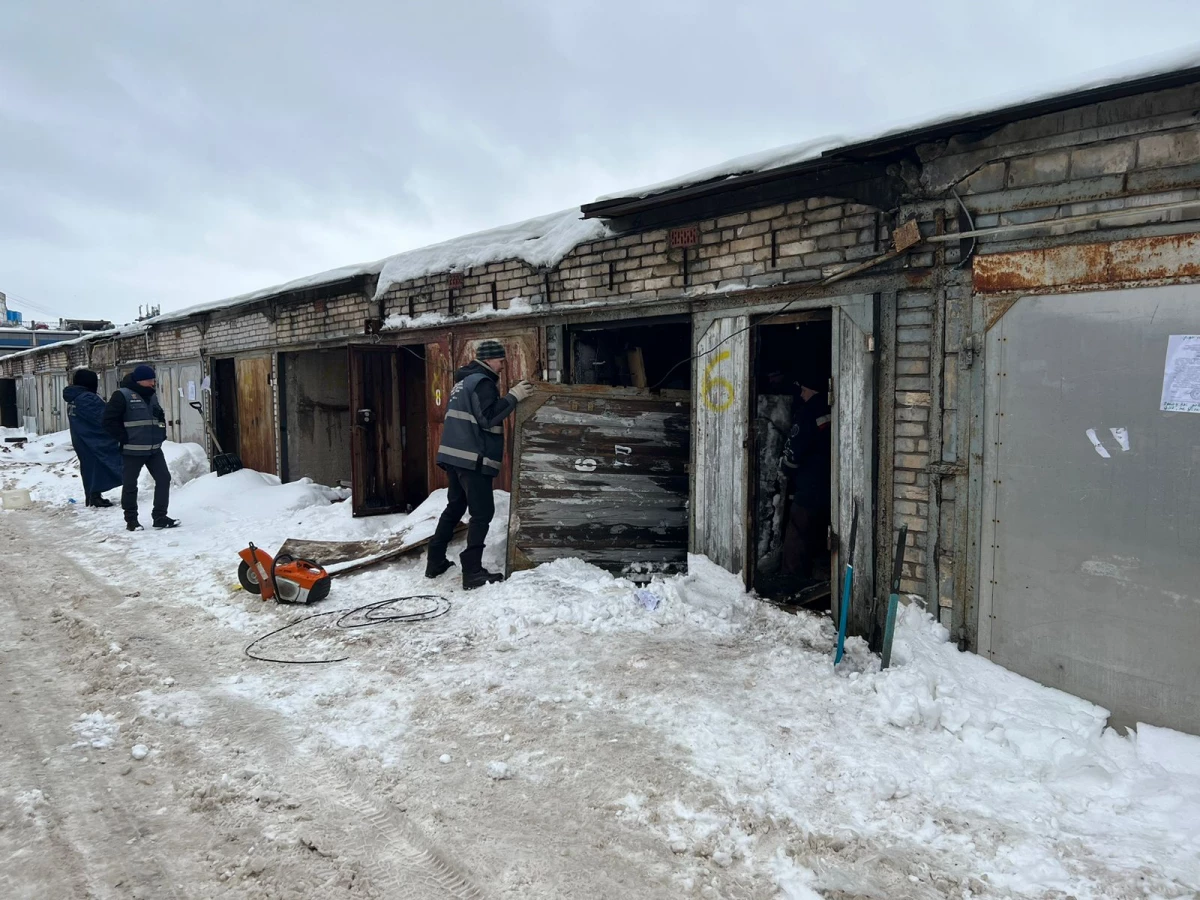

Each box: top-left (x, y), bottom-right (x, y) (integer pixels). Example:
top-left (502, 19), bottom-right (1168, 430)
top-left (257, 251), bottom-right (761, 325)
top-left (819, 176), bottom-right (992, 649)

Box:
top-left (0, 294), bottom-right (110, 357)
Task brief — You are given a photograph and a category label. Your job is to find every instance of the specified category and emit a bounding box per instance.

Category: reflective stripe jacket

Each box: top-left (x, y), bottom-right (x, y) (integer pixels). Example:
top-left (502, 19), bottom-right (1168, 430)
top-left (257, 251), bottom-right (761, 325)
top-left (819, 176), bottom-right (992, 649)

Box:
top-left (436, 361), bottom-right (517, 477)
top-left (103, 377), bottom-right (167, 457)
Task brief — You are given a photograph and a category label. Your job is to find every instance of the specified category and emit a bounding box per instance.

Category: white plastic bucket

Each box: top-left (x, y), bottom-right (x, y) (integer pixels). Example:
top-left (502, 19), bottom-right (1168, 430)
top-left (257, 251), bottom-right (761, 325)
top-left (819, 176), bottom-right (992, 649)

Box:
top-left (0, 489), bottom-right (33, 510)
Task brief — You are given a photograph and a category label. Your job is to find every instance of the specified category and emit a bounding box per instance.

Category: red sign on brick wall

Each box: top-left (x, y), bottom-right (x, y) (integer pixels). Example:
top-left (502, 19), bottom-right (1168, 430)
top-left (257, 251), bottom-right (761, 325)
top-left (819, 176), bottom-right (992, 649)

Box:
top-left (668, 226), bottom-right (700, 248)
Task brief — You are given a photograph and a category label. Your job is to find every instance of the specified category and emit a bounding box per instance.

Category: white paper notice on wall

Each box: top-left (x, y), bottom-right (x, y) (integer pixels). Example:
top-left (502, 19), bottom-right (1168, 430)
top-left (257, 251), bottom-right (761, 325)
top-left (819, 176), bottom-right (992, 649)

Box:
top-left (1160, 335), bottom-right (1200, 413)
top-left (200, 376), bottom-right (211, 394)
top-left (187, 380), bottom-right (197, 401)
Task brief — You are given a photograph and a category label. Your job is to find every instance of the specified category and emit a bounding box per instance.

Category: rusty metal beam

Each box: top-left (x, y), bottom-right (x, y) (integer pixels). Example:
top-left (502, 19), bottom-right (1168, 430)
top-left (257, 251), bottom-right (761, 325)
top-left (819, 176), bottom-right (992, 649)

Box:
top-left (973, 233), bottom-right (1200, 294)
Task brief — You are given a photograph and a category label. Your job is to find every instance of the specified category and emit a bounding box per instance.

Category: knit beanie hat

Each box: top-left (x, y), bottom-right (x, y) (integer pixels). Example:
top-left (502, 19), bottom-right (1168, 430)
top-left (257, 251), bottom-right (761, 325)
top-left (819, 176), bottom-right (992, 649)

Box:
top-left (475, 340), bottom-right (506, 361)
top-left (131, 364), bottom-right (156, 382)
top-left (71, 368), bottom-right (99, 392)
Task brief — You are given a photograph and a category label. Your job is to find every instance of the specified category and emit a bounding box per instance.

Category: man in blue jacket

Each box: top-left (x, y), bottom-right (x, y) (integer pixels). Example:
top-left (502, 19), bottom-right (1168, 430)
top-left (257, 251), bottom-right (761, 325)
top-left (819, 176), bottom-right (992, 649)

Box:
top-left (425, 341), bottom-right (533, 589)
top-left (62, 368), bottom-right (123, 507)
top-left (102, 364), bottom-right (179, 532)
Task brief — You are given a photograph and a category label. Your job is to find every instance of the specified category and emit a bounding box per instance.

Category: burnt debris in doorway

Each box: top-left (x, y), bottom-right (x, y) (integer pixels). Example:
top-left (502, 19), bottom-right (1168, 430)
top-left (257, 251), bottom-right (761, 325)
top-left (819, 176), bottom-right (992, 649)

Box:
top-left (566, 317), bottom-right (691, 390)
top-left (752, 314), bottom-right (833, 607)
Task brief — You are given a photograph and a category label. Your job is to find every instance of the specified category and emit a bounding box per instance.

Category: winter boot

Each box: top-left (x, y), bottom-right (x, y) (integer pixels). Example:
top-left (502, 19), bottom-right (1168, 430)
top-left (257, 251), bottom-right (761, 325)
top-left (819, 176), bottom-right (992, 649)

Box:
top-left (152, 516), bottom-right (181, 529)
top-left (89, 493), bottom-right (113, 508)
top-left (126, 520), bottom-right (144, 532)
top-left (425, 557), bottom-right (455, 579)
top-left (462, 568), bottom-right (504, 591)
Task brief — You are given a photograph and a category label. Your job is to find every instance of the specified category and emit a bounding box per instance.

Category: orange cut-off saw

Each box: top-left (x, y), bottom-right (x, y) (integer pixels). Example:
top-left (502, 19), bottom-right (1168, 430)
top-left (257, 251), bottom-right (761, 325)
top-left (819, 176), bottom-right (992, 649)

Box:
top-left (237, 542), bottom-right (331, 605)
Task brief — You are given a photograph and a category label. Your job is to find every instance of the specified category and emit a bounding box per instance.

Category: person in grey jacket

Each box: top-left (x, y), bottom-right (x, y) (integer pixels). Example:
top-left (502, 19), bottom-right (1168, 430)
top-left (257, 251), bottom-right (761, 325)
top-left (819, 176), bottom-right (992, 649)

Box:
top-left (102, 364), bottom-right (179, 531)
top-left (426, 341), bottom-right (533, 589)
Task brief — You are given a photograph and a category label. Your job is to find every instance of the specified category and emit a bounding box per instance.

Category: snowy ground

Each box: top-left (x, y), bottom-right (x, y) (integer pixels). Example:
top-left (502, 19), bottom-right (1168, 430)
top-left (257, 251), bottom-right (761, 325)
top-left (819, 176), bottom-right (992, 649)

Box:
top-left (1, 431), bottom-right (1198, 899)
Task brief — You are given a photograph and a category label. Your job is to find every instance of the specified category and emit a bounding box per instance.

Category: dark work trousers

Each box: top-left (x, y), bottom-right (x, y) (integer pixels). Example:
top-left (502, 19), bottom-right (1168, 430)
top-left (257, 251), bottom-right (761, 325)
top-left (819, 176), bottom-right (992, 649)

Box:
top-left (428, 466), bottom-right (496, 573)
top-left (781, 500), bottom-right (829, 579)
top-left (121, 450), bottom-right (171, 524)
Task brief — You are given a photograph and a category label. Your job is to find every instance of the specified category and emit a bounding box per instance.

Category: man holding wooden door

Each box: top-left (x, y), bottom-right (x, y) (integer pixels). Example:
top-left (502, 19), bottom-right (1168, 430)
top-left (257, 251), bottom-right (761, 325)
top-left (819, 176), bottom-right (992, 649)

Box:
top-left (426, 340), bottom-right (533, 589)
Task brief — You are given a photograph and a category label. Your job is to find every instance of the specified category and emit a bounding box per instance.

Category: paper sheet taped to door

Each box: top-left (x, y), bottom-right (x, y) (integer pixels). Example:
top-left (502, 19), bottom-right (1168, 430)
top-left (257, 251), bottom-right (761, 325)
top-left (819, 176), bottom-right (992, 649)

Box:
top-left (1160, 334), bottom-right (1200, 413)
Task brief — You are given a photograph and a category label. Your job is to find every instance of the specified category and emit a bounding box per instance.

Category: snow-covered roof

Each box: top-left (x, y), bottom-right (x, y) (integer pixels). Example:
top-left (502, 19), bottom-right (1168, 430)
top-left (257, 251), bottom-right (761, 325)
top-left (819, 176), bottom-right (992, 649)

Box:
top-left (594, 138), bottom-right (846, 203)
top-left (0, 328), bottom-right (115, 363)
top-left (371, 209), bottom-right (609, 301)
top-left (593, 45), bottom-right (1200, 205)
top-left (144, 208), bottom-right (608, 326)
top-left (151, 259), bottom-right (387, 327)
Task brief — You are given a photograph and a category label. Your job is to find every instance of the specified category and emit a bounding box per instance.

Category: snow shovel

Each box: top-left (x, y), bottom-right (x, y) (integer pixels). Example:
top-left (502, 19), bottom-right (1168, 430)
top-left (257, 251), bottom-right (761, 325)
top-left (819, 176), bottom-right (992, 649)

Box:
top-left (833, 500), bottom-right (858, 665)
top-left (189, 400), bottom-right (243, 476)
top-left (880, 524), bottom-right (908, 670)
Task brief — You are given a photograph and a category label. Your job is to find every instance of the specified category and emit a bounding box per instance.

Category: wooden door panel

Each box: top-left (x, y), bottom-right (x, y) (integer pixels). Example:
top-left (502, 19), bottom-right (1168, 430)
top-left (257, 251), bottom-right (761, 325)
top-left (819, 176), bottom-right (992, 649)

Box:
top-left (691, 315), bottom-right (750, 577)
top-left (235, 355), bottom-right (277, 474)
top-left (425, 338), bottom-right (452, 492)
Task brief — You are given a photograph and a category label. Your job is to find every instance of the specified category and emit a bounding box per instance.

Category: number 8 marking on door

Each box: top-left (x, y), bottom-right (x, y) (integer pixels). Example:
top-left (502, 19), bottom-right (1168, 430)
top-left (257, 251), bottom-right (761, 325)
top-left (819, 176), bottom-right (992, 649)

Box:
top-left (703, 350), bottom-right (735, 412)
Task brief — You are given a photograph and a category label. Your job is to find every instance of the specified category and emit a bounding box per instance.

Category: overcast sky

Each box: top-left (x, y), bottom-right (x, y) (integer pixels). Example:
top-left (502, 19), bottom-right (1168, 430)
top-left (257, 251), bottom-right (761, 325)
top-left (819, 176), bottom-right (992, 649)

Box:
top-left (1, 1), bottom-right (1197, 325)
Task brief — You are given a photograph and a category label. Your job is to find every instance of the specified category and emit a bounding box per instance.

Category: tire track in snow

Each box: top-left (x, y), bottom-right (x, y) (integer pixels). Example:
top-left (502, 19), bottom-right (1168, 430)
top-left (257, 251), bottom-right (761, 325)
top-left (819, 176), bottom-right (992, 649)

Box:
top-left (20, 510), bottom-right (485, 900)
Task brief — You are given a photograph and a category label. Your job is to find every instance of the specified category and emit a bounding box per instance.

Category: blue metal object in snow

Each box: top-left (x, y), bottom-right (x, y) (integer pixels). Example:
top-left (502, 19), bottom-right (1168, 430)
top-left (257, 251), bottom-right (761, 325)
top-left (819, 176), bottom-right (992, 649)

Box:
top-left (834, 501), bottom-right (858, 664)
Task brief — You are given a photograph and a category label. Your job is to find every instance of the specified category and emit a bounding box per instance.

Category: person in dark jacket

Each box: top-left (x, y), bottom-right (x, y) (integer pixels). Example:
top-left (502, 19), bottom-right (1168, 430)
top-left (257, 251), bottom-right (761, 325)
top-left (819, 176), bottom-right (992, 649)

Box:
top-left (102, 364), bottom-right (179, 531)
top-left (63, 368), bottom-right (123, 507)
top-left (779, 374), bottom-right (832, 587)
top-left (426, 341), bottom-right (533, 589)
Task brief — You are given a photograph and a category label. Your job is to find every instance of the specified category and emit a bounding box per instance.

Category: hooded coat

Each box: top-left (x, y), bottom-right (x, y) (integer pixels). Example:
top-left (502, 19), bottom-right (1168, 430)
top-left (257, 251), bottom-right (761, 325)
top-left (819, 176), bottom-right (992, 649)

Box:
top-left (63, 384), bottom-right (124, 494)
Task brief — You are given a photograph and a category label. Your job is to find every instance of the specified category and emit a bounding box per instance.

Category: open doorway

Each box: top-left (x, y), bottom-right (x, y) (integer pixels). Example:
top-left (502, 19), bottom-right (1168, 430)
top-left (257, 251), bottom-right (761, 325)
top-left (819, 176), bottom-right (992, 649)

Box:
top-left (0, 378), bottom-right (17, 428)
top-left (210, 357), bottom-right (240, 459)
top-left (348, 344), bottom-right (430, 516)
top-left (278, 348), bottom-right (352, 488)
top-left (751, 313), bottom-right (833, 607)
top-left (566, 317), bottom-right (692, 389)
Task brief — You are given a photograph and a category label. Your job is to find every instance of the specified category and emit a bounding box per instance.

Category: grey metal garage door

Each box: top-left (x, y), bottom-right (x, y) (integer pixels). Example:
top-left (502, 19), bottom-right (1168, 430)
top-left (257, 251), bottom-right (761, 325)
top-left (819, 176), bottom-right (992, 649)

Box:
top-left (980, 286), bottom-right (1200, 733)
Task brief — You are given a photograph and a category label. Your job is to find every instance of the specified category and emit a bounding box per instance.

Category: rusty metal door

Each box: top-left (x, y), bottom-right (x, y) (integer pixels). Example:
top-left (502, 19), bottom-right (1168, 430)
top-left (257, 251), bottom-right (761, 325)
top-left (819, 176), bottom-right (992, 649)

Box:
top-left (234, 355), bottom-right (277, 474)
top-left (691, 313), bottom-right (750, 576)
top-left (426, 337), bottom-right (452, 493)
top-left (349, 345), bottom-right (405, 516)
top-left (453, 330), bottom-right (540, 492)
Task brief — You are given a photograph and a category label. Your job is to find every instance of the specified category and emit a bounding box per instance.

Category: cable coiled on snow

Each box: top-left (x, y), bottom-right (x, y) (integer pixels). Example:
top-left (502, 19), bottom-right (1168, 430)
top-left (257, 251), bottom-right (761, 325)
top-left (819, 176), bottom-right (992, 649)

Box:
top-left (244, 595), bottom-right (451, 665)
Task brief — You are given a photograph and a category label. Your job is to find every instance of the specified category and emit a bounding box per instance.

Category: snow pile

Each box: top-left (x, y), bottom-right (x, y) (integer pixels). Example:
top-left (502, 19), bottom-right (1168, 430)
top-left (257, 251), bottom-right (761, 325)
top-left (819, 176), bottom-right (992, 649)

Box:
top-left (71, 710), bottom-right (120, 750)
top-left (139, 440), bottom-right (209, 489)
top-left (1138, 723), bottom-right (1200, 778)
top-left (373, 209), bottom-right (609, 300)
top-left (6, 429), bottom-right (1200, 897)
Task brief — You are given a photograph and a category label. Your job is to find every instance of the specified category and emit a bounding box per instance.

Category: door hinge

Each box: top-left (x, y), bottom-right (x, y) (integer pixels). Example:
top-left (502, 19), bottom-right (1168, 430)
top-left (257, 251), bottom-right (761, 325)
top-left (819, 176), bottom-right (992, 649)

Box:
top-left (827, 377), bottom-right (835, 407)
top-left (866, 334), bottom-right (876, 352)
top-left (962, 333), bottom-right (982, 369)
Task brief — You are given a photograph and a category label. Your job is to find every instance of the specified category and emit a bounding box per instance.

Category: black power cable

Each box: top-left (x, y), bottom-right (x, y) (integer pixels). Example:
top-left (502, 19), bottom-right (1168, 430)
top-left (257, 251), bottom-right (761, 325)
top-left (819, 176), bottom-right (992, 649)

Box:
top-left (244, 595), bottom-right (452, 665)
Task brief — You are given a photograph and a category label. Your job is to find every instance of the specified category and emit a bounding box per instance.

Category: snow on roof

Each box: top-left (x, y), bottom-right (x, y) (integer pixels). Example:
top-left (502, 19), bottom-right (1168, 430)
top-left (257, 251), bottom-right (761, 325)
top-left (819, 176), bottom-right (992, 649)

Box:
top-left (372, 208), bottom-right (610, 300)
top-left (595, 44), bottom-right (1200, 204)
top-left (145, 209), bottom-right (607, 327)
top-left (151, 259), bottom-right (387, 327)
top-left (0, 328), bottom-right (117, 363)
top-left (594, 137), bottom-right (846, 203)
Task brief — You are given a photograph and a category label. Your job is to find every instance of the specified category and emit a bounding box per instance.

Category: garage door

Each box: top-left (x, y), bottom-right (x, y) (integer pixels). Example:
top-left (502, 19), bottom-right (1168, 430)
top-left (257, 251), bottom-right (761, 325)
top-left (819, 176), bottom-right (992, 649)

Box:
top-left (981, 286), bottom-right (1200, 733)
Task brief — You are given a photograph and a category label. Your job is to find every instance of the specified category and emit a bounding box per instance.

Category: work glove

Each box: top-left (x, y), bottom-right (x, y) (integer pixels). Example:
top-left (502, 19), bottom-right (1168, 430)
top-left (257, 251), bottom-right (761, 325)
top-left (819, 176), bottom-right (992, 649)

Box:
top-left (508, 380), bottom-right (535, 402)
